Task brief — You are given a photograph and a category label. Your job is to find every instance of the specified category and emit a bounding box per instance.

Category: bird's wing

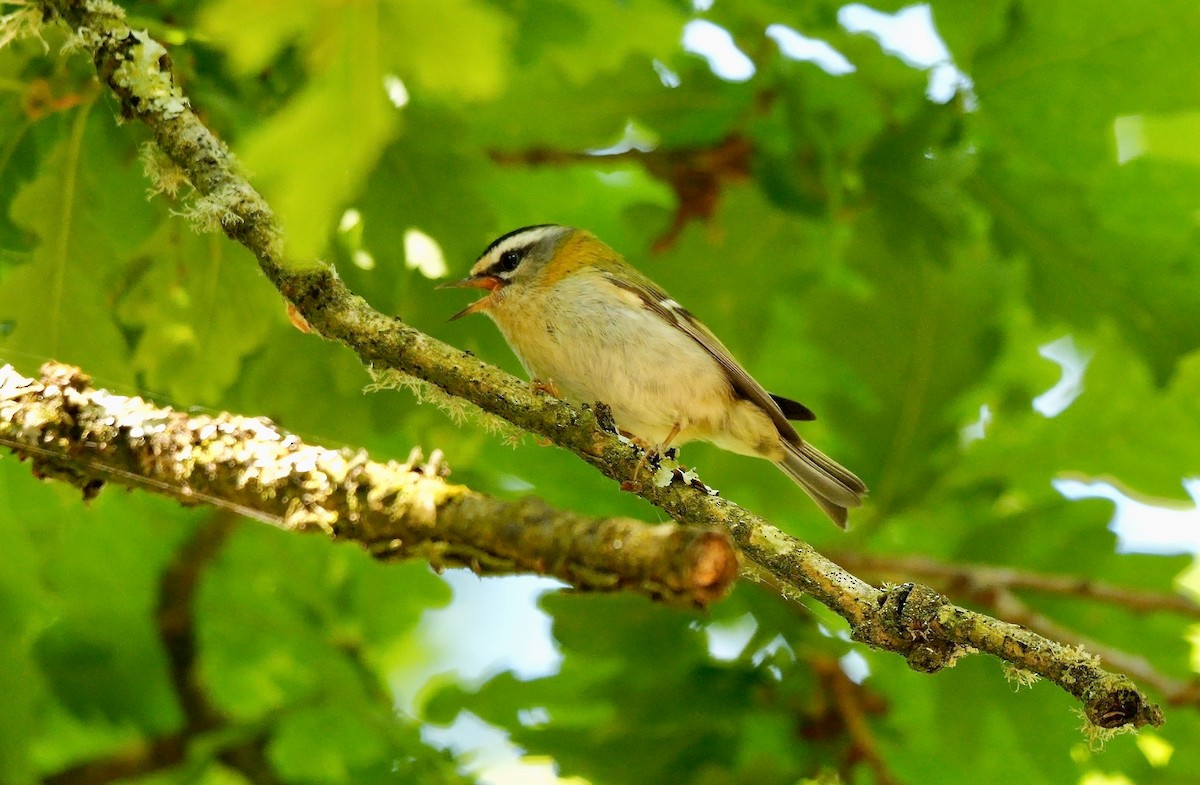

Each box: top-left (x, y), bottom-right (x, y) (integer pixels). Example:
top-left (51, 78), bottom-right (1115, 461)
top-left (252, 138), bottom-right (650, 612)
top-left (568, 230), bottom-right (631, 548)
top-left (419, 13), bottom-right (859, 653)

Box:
top-left (601, 271), bottom-right (810, 444)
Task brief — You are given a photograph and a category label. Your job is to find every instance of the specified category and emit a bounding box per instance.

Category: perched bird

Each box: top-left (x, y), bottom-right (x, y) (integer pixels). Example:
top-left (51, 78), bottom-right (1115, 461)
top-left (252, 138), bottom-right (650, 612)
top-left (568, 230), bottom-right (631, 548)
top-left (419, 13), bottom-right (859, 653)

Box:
top-left (445, 225), bottom-right (866, 526)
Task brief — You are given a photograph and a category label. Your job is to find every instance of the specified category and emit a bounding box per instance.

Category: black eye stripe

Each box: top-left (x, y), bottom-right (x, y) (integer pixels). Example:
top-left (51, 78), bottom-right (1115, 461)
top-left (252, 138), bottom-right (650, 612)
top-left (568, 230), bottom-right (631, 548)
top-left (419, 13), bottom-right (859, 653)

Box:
top-left (491, 247), bottom-right (527, 276)
top-left (497, 249), bottom-right (522, 273)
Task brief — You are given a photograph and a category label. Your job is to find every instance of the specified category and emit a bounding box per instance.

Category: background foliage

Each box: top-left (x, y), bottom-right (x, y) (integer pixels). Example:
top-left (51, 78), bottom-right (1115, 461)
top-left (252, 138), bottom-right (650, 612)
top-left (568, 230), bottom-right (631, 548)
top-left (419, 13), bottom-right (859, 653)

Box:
top-left (1, 0), bottom-right (1199, 783)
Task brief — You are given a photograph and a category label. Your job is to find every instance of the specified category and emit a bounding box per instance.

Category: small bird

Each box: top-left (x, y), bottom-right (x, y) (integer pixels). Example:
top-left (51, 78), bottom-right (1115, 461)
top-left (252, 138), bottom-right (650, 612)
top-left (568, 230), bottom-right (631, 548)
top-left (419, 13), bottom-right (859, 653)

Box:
top-left (445, 225), bottom-right (866, 526)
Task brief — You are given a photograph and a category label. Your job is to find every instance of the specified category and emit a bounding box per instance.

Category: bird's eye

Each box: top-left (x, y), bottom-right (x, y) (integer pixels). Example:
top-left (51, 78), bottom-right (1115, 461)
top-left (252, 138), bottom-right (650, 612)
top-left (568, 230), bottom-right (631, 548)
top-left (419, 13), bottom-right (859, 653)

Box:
top-left (495, 249), bottom-right (523, 275)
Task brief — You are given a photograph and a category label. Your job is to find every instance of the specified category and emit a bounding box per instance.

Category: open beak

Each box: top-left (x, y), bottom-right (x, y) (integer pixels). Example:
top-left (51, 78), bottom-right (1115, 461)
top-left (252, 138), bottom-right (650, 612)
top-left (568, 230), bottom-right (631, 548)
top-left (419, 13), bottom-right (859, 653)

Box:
top-left (440, 275), bottom-right (502, 321)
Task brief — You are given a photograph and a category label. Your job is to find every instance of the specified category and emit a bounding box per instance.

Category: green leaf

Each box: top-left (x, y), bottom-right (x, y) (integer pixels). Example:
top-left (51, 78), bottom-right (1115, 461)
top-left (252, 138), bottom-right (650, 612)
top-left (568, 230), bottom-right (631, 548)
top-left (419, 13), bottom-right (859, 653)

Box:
top-left (201, 2), bottom-right (400, 260)
top-left (1, 106), bottom-right (157, 383)
top-left (115, 222), bottom-right (283, 405)
top-left (0, 462), bottom-right (56, 785)
top-left (268, 704), bottom-right (389, 784)
top-left (953, 323), bottom-right (1200, 503)
top-left (380, 1), bottom-right (515, 100)
top-left (874, 655), bottom-right (1082, 785)
top-left (197, 525), bottom-right (447, 720)
top-left (7, 478), bottom-right (200, 778)
top-left (952, 0), bottom-right (1200, 375)
top-left (967, 1), bottom-right (1200, 178)
top-left (507, 0), bottom-right (686, 84)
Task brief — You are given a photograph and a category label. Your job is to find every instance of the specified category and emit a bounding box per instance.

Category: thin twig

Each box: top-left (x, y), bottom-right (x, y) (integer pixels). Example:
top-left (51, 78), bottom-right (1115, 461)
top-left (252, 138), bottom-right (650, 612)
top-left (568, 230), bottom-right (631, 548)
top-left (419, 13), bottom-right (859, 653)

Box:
top-left (988, 588), bottom-right (1200, 709)
top-left (836, 552), bottom-right (1200, 619)
top-left (811, 657), bottom-right (899, 785)
top-left (841, 551), bottom-right (1200, 708)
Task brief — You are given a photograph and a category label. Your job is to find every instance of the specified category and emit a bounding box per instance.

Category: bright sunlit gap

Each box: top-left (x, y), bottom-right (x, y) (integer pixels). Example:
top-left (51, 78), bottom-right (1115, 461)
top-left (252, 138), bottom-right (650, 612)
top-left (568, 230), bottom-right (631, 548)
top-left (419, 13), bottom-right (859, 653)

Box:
top-left (588, 120), bottom-right (659, 156)
top-left (1033, 335), bottom-right (1199, 555)
top-left (383, 73), bottom-right (410, 108)
top-left (1114, 110), bottom-right (1200, 167)
top-left (960, 403), bottom-right (992, 445)
top-left (1137, 732), bottom-right (1176, 768)
top-left (1056, 477), bottom-right (1200, 555)
top-left (705, 612), bottom-right (758, 661)
top-left (422, 711), bottom-right (579, 785)
top-left (416, 571), bottom-right (563, 690)
top-left (410, 572), bottom-right (567, 785)
top-left (682, 19), bottom-right (756, 82)
top-left (840, 650), bottom-right (870, 684)
top-left (766, 24), bottom-right (855, 75)
top-left (839, 3), bottom-right (974, 104)
top-left (517, 707), bottom-right (551, 728)
top-left (652, 58), bottom-right (682, 88)
top-left (1114, 115), bottom-right (1146, 165)
top-left (404, 227), bottom-right (449, 279)
top-left (679, 4), bottom-right (971, 99)
top-left (707, 613), bottom-right (871, 683)
top-left (1034, 335), bottom-right (1093, 417)
top-left (752, 633), bottom-right (796, 681)
top-left (338, 208), bottom-right (376, 270)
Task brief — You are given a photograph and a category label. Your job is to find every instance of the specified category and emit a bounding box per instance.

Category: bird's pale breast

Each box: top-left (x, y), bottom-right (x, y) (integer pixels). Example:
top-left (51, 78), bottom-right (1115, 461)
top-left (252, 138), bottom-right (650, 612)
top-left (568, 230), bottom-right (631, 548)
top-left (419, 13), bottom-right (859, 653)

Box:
top-left (489, 271), bottom-right (737, 447)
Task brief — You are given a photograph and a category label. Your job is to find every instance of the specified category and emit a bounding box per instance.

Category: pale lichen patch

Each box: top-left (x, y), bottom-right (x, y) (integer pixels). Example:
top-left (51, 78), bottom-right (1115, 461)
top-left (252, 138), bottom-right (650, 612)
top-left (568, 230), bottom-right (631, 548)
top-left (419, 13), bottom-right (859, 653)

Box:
top-left (0, 2), bottom-right (47, 52)
top-left (185, 184), bottom-right (247, 232)
top-left (1002, 662), bottom-right (1041, 689)
top-left (140, 141), bottom-right (190, 199)
top-left (110, 29), bottom-right (189, 118)
top-left (1077, 708), bottom-right (1138, 750)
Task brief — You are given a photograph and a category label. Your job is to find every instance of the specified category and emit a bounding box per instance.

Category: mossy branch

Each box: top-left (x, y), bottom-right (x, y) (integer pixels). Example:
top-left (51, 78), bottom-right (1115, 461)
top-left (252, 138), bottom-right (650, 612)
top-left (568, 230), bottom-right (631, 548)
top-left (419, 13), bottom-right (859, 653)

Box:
top-left (0, 361), bottom-right (737, 606)
top-left (29, 0), bottom-right (1164, 729)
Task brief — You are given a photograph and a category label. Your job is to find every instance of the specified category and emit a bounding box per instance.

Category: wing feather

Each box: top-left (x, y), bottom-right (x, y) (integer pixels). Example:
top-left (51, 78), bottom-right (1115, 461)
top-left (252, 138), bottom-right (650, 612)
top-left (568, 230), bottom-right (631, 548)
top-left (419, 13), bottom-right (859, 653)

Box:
top-left (602, 272), bottom-right (806, 445)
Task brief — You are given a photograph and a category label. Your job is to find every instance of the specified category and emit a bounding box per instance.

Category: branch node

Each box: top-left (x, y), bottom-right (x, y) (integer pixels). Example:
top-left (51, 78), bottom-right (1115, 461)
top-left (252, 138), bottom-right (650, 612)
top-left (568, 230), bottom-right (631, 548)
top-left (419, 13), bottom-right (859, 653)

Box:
top-left (877, 582), bottom-right (964, 673)
top-left (1084, 679), bottom-right (1165, 730)
top-left (592, 402), bottom-right (617, 434)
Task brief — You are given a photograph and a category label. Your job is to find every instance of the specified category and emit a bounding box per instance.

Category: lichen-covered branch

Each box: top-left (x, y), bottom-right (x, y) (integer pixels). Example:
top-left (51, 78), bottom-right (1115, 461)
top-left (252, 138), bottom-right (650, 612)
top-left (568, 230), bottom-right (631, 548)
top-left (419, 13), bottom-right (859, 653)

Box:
top-left (984, 587), bottom-right (1200, 710)
top-left (28, 0), bottom-right (1164, 729)
top-left (840, 551), bottom-right (1200, 710)
top-left (0, 362), bottom-right (737, 606)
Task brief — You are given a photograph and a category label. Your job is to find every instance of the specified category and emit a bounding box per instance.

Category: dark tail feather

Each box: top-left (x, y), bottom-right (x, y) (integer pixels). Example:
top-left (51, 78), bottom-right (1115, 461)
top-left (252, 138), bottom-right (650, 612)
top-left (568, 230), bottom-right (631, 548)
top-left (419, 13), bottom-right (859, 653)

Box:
top-left (777, 440), bottom-right (867, 528)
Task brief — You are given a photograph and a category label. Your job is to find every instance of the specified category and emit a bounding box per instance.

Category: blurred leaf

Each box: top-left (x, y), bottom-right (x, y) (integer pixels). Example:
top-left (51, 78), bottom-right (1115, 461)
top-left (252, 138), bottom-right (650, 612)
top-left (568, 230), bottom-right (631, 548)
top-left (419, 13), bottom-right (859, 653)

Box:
top-left (796, 206), bottom-right (1004, 516)
top-left (268, 704), bottom-right (390, 783)
top-left (959, 1), bottom-right (1200, 375)
top-left (201, 2), bottom-right (400, 260)
top-left (507, 0), bottom-right (686, 84)
top-left (380, 1), bottom-right (514, 100)
top-left (1, 106), bottom-right (157, 385)
top-left (967, 1), bottom-right (1200, 177)
top-left (954, 323), bottom-right (1200, 503)
top-left (0, 467), bottom-right (201, 778)
top-left (116, 222), bottom-right (283, 405)
top-left (873, 654), bottom-right (1082, 785)
top-left (197, 525), bottom-right (448, 720)
top-left (0, 462), bottom-right (55, 785)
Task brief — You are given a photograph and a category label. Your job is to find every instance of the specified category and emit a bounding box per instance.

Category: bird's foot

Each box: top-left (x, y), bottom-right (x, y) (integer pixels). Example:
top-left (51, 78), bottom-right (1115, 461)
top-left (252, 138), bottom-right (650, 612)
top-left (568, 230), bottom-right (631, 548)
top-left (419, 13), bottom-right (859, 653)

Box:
top-left (618, 431), bottom-right (683, 489)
